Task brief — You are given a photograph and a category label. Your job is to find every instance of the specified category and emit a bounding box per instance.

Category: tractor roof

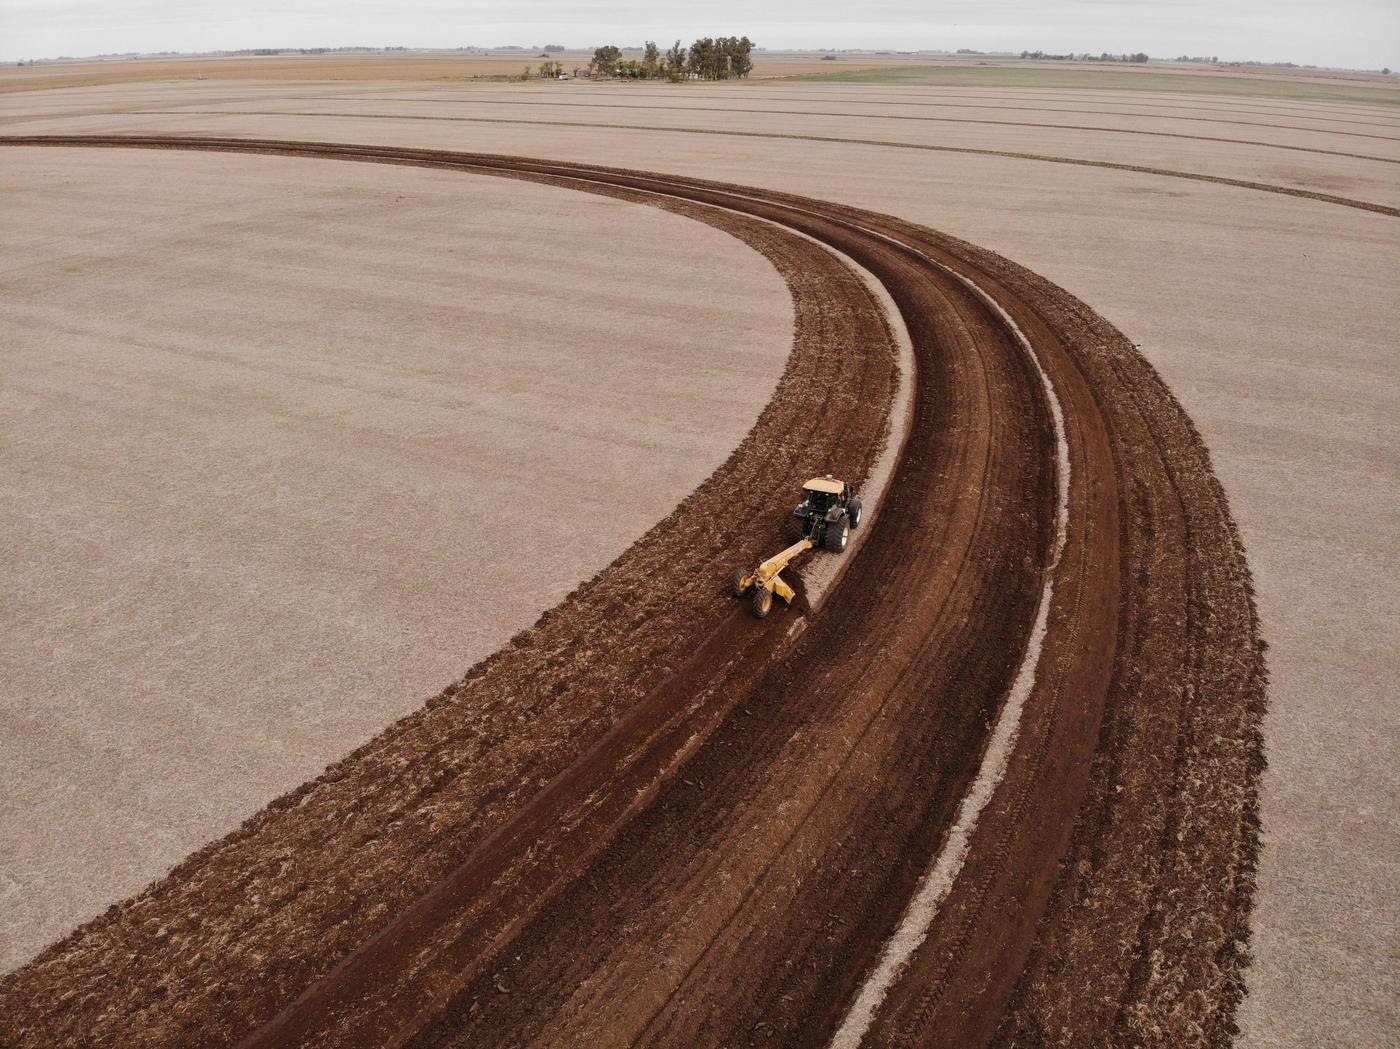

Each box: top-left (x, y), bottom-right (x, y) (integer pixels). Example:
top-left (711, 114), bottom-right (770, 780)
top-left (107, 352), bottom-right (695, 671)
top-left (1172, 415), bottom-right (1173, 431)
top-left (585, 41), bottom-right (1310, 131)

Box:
top-left (803, 477), bottom-right (845, 495)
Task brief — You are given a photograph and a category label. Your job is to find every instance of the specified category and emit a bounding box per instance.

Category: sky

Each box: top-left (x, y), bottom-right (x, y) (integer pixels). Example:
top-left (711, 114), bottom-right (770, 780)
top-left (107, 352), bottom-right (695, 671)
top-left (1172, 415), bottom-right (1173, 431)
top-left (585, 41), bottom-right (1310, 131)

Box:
top-left (1, 0), bottom-right (1396, 70)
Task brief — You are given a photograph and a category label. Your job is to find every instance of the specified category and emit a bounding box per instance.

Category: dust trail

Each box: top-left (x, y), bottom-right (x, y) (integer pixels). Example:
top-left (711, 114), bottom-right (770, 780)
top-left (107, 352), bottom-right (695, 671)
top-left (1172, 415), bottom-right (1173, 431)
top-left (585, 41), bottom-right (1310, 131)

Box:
top-left (827, 260), bottom-right (1073, 1049)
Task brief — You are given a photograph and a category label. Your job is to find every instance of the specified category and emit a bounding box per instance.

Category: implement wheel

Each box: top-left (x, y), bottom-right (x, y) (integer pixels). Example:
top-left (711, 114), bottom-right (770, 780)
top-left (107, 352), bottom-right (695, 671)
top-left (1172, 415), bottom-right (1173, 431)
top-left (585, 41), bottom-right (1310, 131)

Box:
top-left (751, 588), bottom-right (774, 619)
top-left (731, 569), bottom-right (750, 597)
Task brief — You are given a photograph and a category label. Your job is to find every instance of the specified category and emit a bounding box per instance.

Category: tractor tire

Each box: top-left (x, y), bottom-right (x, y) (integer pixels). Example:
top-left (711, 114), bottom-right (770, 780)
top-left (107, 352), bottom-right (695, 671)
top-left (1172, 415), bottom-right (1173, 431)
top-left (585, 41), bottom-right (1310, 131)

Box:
top-left (751, 588), bottom-right (774, 619)
top-left (823, 516), bottom-right (849, 553)
top-left (848, 498), bottom-right (864, 528)
top-left (785, 513), bottom-right (809, 542)
top-left (731, 569), bottom-right (749, 597)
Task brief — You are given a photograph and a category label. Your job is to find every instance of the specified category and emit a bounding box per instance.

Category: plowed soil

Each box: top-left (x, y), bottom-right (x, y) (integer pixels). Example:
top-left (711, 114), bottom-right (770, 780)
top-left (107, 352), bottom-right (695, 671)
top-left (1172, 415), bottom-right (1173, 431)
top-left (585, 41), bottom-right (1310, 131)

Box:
top-left (0, 138), bottom-right (1265, 1049)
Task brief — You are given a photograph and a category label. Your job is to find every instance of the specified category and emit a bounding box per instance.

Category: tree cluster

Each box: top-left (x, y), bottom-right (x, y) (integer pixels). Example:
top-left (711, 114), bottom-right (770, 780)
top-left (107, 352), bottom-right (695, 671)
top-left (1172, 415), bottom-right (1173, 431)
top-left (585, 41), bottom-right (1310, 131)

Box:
top-left (687, 36), bottom-right (754, 79)
top-left (590, 36), bottom-right (754, 81)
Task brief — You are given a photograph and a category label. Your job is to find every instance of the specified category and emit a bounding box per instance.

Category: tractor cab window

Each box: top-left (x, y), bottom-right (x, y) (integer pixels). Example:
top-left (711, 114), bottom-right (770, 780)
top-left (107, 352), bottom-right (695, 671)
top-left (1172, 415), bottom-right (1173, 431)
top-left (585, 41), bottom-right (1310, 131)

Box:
top-left (804, 489), bottom-right (837, 513)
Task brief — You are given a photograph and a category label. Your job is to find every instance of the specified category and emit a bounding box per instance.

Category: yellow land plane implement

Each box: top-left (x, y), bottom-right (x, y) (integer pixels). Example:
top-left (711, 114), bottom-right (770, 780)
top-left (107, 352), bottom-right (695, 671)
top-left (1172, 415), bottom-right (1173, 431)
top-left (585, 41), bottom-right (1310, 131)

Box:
top-left (731, 538), bottom-right (814, 619)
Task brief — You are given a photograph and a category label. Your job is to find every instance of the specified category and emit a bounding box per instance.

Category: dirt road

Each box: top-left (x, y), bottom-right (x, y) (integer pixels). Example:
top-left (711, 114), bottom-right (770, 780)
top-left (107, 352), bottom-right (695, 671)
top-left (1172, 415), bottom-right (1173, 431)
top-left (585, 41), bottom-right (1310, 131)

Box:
top-left (0, 138), bottom-right (1265, 1048)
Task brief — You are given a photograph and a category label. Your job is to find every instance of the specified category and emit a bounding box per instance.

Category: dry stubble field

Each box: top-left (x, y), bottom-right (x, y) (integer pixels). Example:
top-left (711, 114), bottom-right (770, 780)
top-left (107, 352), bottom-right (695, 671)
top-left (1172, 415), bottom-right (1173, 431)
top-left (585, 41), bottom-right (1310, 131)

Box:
top-left (0, 145), bottom-right (794, 974)
top-left (1, 60), bottom-right (1396, 1048)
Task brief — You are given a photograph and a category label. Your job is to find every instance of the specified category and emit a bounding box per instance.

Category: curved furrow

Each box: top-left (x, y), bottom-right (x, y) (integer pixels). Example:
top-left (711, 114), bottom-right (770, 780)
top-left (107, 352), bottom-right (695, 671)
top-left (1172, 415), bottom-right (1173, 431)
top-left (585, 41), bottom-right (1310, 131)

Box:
top-left (0, 137), bottom-right (1266, 1049)
top-left (102, 116), bottom-right (1400, 215)
top-left (265, 96), bottom-right (1400, 157)
top-left (363, 87), bottom-right (1400, 130)
top-left (188, 89), bottom-right (1400, 139)
top-left (742, 87), bottom-right (1400, 124)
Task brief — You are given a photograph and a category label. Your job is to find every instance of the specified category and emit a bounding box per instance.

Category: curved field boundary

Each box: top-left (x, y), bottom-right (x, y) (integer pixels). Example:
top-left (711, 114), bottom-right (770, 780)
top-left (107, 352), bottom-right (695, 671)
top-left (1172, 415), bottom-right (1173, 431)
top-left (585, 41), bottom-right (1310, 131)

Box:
top-left (430, 87), bottom-right (1400, 132)
top-left (267, 88), bottom-right (1400, 137)
top-left (145, 90), bottom-right (1400, 141)
top-left (746, 88), bottom-right (1400, 123)
top-left (0, 137), bottom-right (1267, 1049)
top-left (776, 78), bottom-right (1400, 115)
top-left (114, 114), bottom-right (1400, 216)
top-left (274, 96), bottom-right (1400, 162)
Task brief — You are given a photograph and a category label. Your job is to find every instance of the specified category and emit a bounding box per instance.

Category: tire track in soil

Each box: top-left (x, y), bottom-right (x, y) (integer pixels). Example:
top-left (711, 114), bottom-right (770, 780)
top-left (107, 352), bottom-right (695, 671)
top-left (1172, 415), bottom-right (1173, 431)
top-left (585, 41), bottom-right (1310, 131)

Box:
top-left (264, 96), bottom-right (1400, 160)
top-left (744, 87), bottom-right (1400, 124)
top-left (118, 114), bottom-right (1400, 215)
top-left (332, 87), bottom-right (1400, 133)
top-left (0, 137), bottom-right (1267, 1049)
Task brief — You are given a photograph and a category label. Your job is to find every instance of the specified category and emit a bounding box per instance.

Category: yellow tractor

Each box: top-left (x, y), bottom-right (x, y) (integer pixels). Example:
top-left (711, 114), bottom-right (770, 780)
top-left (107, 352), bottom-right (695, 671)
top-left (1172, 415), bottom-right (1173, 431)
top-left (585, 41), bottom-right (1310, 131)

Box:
top-left (731, 476), bottom-right (863, 618)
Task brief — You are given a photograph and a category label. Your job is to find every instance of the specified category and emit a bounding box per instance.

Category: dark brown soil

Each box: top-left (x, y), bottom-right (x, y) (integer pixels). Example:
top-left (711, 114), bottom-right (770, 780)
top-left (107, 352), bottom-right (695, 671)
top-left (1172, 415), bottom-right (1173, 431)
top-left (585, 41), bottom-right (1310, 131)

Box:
top-left (0, 137), bottom-right (1267, 1049)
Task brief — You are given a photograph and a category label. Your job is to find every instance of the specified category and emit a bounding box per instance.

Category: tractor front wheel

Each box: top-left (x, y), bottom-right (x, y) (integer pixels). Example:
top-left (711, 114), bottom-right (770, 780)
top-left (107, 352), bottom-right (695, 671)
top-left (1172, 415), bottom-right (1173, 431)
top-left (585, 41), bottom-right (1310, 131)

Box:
top-left (848, 498), bottom-right (863, 528)
top-left (751, 588), bottom-right (774, 619)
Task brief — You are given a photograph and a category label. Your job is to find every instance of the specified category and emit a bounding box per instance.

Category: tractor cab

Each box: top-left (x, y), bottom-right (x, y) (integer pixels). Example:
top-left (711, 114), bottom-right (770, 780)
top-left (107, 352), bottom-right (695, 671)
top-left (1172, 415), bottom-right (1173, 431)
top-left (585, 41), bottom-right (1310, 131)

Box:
top-left (800, 476), bottom-right (846, 515)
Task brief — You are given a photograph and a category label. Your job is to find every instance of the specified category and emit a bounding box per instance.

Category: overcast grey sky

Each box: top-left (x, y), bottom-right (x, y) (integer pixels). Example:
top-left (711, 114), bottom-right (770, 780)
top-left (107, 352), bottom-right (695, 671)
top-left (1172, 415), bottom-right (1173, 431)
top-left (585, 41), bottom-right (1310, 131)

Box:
top-left (1, 1), bottom-right (1395, 69)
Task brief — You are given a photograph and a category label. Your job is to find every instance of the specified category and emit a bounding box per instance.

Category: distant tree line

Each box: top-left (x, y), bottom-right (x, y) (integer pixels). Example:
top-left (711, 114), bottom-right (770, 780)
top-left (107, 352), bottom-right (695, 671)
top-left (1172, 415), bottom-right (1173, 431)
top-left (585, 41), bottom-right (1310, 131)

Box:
top-left (588, 37), bottom-right (754, 81)
top-left (1020, 50), bottom-right (1149, 63)
top-left (228, 46), bottom-right (409, 56)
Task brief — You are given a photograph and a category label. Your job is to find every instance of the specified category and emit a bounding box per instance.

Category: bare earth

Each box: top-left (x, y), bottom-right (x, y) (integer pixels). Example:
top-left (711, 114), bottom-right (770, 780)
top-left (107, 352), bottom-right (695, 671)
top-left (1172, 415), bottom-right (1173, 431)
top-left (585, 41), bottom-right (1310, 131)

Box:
top-left (0, 146), bottom-right (792, 971)
top-left (0, 67), bottom-right (1396, 1047)
top-left (0, 138), bottom-right (1258, 1049)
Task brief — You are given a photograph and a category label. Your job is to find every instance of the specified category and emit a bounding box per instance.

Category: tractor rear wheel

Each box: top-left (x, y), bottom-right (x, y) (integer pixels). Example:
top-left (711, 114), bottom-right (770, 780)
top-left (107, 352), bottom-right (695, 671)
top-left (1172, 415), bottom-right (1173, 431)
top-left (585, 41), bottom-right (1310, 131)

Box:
top-left (823, 516), bottom-right (849, 553)
top-left (751, 588), bottom-right (773, 619)
top-left (785, 514), bottom-right (808, 542)
top-left (731, 569), bottom-right (749, 597)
